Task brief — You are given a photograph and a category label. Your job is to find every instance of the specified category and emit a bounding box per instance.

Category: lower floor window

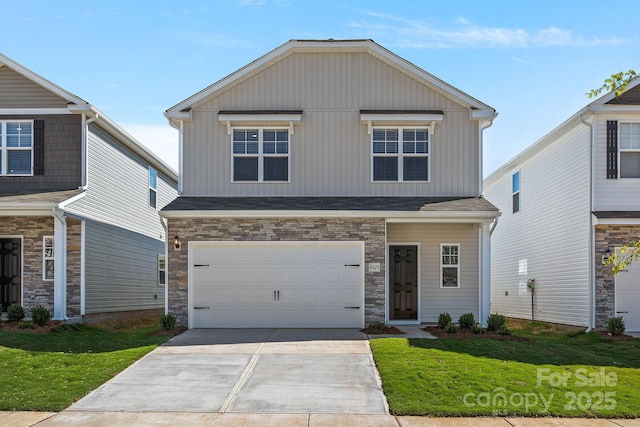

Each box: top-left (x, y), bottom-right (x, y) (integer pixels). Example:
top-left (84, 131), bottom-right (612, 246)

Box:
top-left (158, 254), bottom-right (166, 285)
top-left (43, 236), bottom-right (54, 280)
top-left (441, 244), bottom-right (460, 288)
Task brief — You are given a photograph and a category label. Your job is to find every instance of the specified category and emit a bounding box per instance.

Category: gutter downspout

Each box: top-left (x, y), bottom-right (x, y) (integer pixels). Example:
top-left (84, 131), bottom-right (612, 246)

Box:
top-left (159, 213), bottom-right (169, 315)
top-left (478, 116), bottom-right (497, 196)
top-left (580, 112), bottom-right (595, 333)
top-left (52, 208), bottom-right (68, 320)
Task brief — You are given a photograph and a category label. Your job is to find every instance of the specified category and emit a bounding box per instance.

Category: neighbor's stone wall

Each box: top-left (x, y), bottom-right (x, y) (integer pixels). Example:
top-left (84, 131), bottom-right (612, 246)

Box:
top-left (0, 216), bottom-right (82, 318)
top-left (167, 217), bottom-right (386, 327)
top-left (595, 224), bottom-right (640, 330)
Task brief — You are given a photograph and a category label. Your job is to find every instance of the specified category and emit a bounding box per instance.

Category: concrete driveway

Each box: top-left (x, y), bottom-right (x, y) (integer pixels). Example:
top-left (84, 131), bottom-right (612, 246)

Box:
top-left (66, 328), bottom-right (388, 415)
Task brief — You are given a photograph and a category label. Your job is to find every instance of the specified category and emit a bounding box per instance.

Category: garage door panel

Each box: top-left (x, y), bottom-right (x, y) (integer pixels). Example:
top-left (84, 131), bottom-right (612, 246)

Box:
top-left (190, 243), bottom-right (364, 328)
top-left (616, 260), bottom-right (640, 331)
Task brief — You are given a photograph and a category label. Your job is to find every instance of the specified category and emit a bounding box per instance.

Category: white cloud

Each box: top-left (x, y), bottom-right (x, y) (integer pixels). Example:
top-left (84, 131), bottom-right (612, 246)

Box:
top-left (121, 123), bottom-right (179, 172)
top-left (511, 56), bottom-right (538, 66)
top-left (349, 13), bottom-right (627, 49)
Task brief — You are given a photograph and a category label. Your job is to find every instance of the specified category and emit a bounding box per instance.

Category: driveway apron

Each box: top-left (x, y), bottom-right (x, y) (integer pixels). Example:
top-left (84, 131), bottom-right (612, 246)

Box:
top-left (68, 328), bottom-right (388, 414)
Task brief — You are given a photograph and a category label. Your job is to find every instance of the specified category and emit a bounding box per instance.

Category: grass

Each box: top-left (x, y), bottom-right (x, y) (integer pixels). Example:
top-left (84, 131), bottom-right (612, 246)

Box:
top-left (0, 318), bottom-right (173, 411)
top-left (370, 320), bottom-right (640, 417)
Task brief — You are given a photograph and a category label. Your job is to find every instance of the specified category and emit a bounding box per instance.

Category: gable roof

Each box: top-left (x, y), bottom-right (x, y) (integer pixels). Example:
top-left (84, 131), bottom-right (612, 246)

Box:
top-left (0, 53), bottom-right (177, 182)
top-left (484, 76), bottom-right (640, 187)
top-left (165, 39), bottom-right (496, 126)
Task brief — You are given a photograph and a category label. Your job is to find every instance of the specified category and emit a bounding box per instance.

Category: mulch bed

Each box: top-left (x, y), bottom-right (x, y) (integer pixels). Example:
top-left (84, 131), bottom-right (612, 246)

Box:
top-left (362, 325), bottom-right (406, 335)
top-left (596, 331), bottom-right (635, 340)
top-left (423, 326), bottom-right (529, 341)
top-left (0, 320), bottom-right (63, 334)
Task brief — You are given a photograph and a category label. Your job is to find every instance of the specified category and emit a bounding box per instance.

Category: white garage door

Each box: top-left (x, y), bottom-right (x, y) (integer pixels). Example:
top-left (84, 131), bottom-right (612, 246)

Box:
top-left (616, 258), bottom-right (640, 332)
top-left (190, 242), bottom-right (364, 328)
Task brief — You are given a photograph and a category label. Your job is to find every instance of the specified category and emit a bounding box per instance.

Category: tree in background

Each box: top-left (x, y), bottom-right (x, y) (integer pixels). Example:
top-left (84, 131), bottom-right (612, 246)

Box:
top-left (587, 69), bottom-right (637, 99)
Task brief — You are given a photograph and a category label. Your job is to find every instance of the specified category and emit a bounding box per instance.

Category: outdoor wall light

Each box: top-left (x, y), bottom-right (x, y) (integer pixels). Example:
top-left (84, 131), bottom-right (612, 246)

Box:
top-left (173, 235), bottom-right (181, 250)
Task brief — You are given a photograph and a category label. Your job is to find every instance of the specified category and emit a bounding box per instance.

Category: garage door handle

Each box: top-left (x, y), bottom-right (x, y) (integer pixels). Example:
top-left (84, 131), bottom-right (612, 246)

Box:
top-left (194, 264), bottom-right (210, 267)
top-left (344, 264), bottom-right (360, 267)
top-left (617, 311), bottom-right (629, 314)
top-left (194, 306), bottom-right (210, 310)
top-left (344, 306), bottom-right (360, 310)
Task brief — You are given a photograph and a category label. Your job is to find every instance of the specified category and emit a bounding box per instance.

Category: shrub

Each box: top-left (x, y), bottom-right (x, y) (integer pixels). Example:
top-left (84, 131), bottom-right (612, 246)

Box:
top-left (444, 321), bottom-right (458, 333)
top-left (7, 304), bottom-right (25, 322)
top-left (607, 316), bottom-right (626, 336)
top-left (160, 314), bottom-right (177, 330)
top-left (437, 312), bottom-right (452, 329)
top-left (18, 320), bottom-right (35, 329)
top-left (486, 313), bottom-right (506, 332)
top-left (498, 324), bottom-right (511, 335)
top-left (30, 305), bottom-right (51, 327)
top-left (471, 323), bottom-right (486, 334)
top-left (458, 312), bottom-right (475, 330)
top-left (369, 321), bottom-right (386, 331)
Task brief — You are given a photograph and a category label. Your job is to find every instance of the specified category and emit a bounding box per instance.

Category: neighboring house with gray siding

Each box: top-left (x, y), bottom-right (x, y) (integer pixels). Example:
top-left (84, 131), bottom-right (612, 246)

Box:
top-left (162, 39), bottom-right (500, 329)
top-left (0, 53), bottom-right (178, 322)
top-left (484, 77), bottom-right (640, 332)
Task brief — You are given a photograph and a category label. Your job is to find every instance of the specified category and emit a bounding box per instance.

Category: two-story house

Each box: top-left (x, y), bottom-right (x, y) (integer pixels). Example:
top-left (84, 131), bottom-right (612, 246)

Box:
top-left (162, 39), bottom-right (499, 329)
top-left (484, 77), bottom-right (640, 332)
top-left (0, 53), bottom-right (178, 322)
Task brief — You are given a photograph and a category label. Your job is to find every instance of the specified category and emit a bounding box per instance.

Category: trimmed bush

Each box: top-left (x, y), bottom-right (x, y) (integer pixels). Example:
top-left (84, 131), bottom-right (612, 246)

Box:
top-left (486, 313), bottom-right (506, 332)
top-left (30, 305), bottom-right (51, 327)
top-left (498, 324), bottom-right (511, 335)
top-left (444, 321), bottom-right (458, 333)
top-left (608, 316), bottom-right (626, 336)
top-left (18, 320), bottom-right (35, 329)
top-left (471, 323), bottom-right (486, 334)
top-left (437, 312), bottom-right (452, 329)
top-left (458, 312), bottom-right (475, 330)
top-left (7, 304), bottom-right (25, 322)
top-left (160, 314), bottom-right (177, 330)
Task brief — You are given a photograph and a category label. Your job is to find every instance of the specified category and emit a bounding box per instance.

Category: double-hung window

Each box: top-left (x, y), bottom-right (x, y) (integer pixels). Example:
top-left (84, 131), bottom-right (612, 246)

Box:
top-left (441, 244), bottom-right (460, 288)
top-left (232, 128), bottom-right (289, 182)
top-left (620, 123), bottom-right (640, 178)
top-left (1, 120), bottom-right (33, 175)
top-left (43, 236), bottom-right (54, 281)
top-left (372, 128), bottom-right (429, 181)
top-left (149, 167), bottom-right (158, 209)
top-left (512, 171), bottom-right (520, 213)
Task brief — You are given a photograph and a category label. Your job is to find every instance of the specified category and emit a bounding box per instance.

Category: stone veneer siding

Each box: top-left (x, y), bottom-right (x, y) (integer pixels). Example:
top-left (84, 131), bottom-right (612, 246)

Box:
top-left (167, 217), bottom-right (386, 327)
top-left (595, 224), bottom-right (640, 330)
top-left (0, 216), bottom-right (81, 317)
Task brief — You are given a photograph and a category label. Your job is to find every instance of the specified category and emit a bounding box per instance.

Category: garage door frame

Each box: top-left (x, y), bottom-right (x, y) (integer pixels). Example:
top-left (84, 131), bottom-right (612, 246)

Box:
top-left (187, 240), bottom-right (366, 329)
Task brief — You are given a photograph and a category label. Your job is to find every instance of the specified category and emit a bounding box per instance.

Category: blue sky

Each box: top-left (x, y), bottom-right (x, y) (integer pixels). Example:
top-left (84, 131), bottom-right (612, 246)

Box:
top-left (1, 0), bottom-right (637, 176)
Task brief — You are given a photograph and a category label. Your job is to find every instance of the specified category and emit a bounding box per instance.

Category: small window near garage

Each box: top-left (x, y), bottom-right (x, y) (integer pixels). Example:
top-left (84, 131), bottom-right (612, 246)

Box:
top-left (43, 236), bottom-right (54, 281)
top-left (149, 167), bottom-right (157, 209)
top-left (441, 244), bottom-right (460, 288)
top-left (158, 254), bottom-right (166, 285)
top-left (620, 123), bottom-right (640, 178)
top-left (512, 171), bottom-right (520, 213)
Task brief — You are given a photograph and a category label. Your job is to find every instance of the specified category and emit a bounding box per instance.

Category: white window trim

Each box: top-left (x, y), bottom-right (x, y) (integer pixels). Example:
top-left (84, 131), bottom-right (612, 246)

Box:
top-left (231, 127), bottom-right (291, 183)
top-left (440, 243), bottom-right (460, 289)
top-left (370, 126), bottom-right (431, 183)
top-left (512, 171), bottom-right (521, 213)
top-left (158, 253), bottom-right (166, 286)
top-left (0, 120), bottom-right (34, 176)
top-left (43, 236), bottom-right (54, 281)
top-left (149, 167), bottom-right (158, 209)
top-left (619, 122), bottom-right (640, 179)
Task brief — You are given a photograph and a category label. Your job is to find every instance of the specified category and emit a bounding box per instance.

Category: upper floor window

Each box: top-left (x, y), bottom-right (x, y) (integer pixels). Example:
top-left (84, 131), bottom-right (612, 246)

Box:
top-left (512, 171), bottom-right (520, 213)
top-left (232, 128), bottom-right (289, 182)
top-left (0, 121), bottom-right (33, 175)
top-left (372, 128), bottom-right (429, 182)
top-left (149, 167), bottom-right (157, 208)
top-left (620, 123), bottom-right (640, 178)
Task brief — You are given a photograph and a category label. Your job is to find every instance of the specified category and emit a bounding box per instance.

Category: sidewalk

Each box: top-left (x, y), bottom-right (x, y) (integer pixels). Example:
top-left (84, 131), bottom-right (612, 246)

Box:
top-left (4, 411), bottom-right (640, 426)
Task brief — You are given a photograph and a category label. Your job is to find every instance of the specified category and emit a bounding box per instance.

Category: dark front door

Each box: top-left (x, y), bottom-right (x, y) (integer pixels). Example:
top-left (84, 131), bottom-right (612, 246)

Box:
top-left (389, 245), bottom-right (418, 321)
top-left (0, 238), bottom-right (21, 311)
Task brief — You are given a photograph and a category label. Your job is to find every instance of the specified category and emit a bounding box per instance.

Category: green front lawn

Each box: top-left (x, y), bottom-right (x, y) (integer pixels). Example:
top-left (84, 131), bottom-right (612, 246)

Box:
top-left (370, 322), bottom-right (640, 417)
top-left (0, 321), bottom-right (173, 411)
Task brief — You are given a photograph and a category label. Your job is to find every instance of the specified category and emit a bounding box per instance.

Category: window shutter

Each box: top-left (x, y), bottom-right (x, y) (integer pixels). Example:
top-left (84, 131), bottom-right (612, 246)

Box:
top-left (606, 120), bottom-right (618, 179)
top-left (33, 119), bottom-right (45, 175)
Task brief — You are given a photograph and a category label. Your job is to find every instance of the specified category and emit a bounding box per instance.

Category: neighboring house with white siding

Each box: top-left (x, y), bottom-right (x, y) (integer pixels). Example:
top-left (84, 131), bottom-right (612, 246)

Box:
top-left (0, 53), bottom-right (178, 322)
top-left (162, 39), bottom-right (500, 329)
top-left (484, 77), bottom-right (640, 332)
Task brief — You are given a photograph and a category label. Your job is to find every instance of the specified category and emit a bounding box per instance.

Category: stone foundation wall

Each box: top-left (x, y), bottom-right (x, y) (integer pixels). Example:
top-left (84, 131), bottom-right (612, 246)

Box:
top-left (595, 224), bottom-right (640, 330)
top-left (66, 218), bottom-right (81, 317)
top-left (167, 217), bottom-right (386, 327)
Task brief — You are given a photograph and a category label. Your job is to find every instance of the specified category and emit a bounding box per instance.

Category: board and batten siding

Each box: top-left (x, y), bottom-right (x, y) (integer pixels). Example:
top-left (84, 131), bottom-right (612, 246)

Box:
top-left (387, 223), bottom-right (479, 323)
top-left (0, 66), bottom-right (70, 109)
top-left (182, 51), bottom-right (480, 197)
top-left (66, 124), bottom-right (176, 241)
top-left (83, 219), bottom-right (164, 314)
top-left (485, 124), bottom-right (592, 326)
top-left (593, 117), bottom-right (640, 211)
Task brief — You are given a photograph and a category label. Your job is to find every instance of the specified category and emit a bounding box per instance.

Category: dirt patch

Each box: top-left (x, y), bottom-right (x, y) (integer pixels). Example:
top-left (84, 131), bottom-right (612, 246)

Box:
top-left (0, 320), bottom-right (63, 334)
top-left (147, 325), bottom-right (188, 337)
top-left (362, 325), bottom-right (406, 335)
top-left (93, 316), bottom-right (160, 332)
top-left (596, 331), bottom-right (635, 340)
top-left (423, 326), bottom-right (529, 342)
